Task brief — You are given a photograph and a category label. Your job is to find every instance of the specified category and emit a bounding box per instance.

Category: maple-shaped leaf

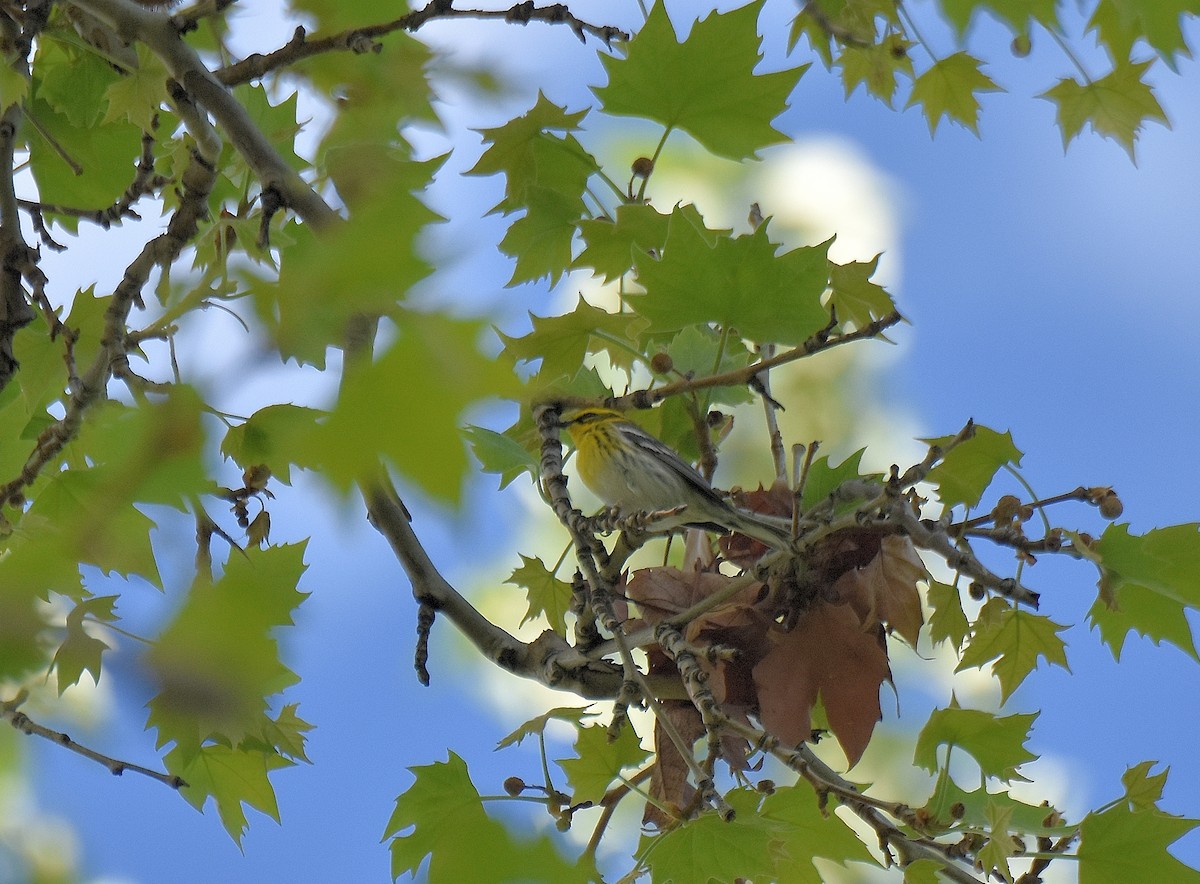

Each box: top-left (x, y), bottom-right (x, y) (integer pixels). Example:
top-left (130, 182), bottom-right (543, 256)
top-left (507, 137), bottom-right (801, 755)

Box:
top-left (760, 783), bottom-right (879, 883)
top-left (927, 580), bottom-right (971, 651)
top-left (632, 208), bottom-right (830, 344)
top-left (384, 752), bottom-right (585, 883)
top-left (906, 51), bottom-right (1002, 135)
top-left (506, 554), bottom-right (573, 635)
top-left (754, 601), bottom-right (889, 765)
top-left (935, 0), bottom-right (1059, 38)
top-left (1040, 58), bottom-right (1168, 160)
top-left (221, 404), bottom-right (324, 486)
top-left (956, 598), bottom-right (1069, 701)
top-left (1087, 0), bottom-right (1199, 65)
top-left (557, 722), bottom-right (650, 805)
top-left (977, 801), bottom-right (1019, 882)
top-left (643, 788), bottom-right (784, 882)
top-left (828, 255), bottom-right (897, 330)
top-left (836, 34), bottom-right (914, 106)
top-left (461, 425), bottom-right (540, 490)
top-left (1122, 760), bottom-right (1170, 811)
top-left (923, 424), bottom-right (1022, 511)
top-left (914, 702), bottom-right (1037, 782)
top-left (495, 706), bottom-right (592, 750)
top-left (644, 700), bottom-right (706, 828)
top-left (51, 594), bottom-right (118, 693)
top-left (498, 296), bottom-right (638, 381)
top-left (663, 325), bottom-right (755, 406)
top-left (102, 44), bottom-right (170, 132)
top-left (836, 535), bottom-right (926, 646)
top-left (1078, 801), bottom-right (1200, 884)
top-left (169, 743), bottom-right (290, 845)
top-left (919, 767), bottom-right (1071, 836)
top-left (146, 545), bottom-right (308, 753)
top-left (574, 203), bottom-right (675, 283)
top-left (1088, 523), bottom-right (1200, 661)
top-left (317, 311), bottom-right (519, 501)
top-left (595, 1), bottom-right (807, 160)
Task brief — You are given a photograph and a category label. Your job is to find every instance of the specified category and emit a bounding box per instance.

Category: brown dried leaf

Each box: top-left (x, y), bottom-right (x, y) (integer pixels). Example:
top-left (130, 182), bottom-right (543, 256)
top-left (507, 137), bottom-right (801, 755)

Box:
top-left (835, 535), bottom-right (927, 646)
top-left (753, 602), bottom-right (890, 766)
top-left (644, 701), bottom-right (703, 828)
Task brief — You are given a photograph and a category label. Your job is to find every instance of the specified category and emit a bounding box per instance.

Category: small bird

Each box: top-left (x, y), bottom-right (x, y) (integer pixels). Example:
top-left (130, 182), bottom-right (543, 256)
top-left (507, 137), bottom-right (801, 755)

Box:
top-left (559, 406), bottom-right (792, 548)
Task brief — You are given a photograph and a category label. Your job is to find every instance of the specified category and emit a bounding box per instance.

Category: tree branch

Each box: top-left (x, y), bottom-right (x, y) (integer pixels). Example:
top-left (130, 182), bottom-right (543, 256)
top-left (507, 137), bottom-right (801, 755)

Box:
top-left (2, 694), bottom-right (185, 790)
top-left (215, 2), bottom-right (629, 87)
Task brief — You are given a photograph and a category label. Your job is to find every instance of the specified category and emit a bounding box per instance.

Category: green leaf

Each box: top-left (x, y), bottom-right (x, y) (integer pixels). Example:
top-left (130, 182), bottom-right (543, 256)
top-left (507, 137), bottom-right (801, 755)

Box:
top-left (914, 702), bottom-right (1037, 782)
top-left (920, 767), bottom-right (1069, 836)
top-left (247, 158), bottom-right (442, 368)
top-left (36, 37), bottom-right (121, 128)
top-left (977, 801), bottom-right (1018, 883)
top-left (836, 34), bottom-right (914, 106)
top-left (632, 208), bottom-right (830, 344)
top-left (496, 707), bottom-right (593, 750)
top-left (906, 52), bottom-right (1002, 135)
top-left (1088, 0), bottom-right (1200, 64)
top-left (799, 450), bottom-right (870, 510)
top-left (1078, 802), bottom-right (1200, 884)
top-left (828, 254), bottom-right (896, 330)
top-left (1040, 59), bottom-right (1168, 160)
top-left (927, 580), bottom-right (971, 651)
top-left (28, 96), bottom-right (143, 206)
top-left (644, 788), bottom-right (782, 883)
top-left (384, 752), bottom-right (585, 883)
top-left (956, 598), bottom-right (1069, 701)
top-left (462, 425), bottom-right (539, 490)
top-left (595, 1), bottom-right (807, 160)
top-left (317, 311), bottom-right (518, 501)
top-left (575, 203), bottom-right (675, 283)
top-left (1122, 761), bottom-right (1169, 811)
top-left (922, 425), bottom-right (1022, 510)
top-left (557, 723), bottom-right (650, 805)
top-left (232, 84), bottom-right (305, 172)
top-left (102, 44), bottom-right (171, 131)
top-left (170, 742), bottom-right (291, 845)
top-left (507, 554), bottom-right (573, 635)
top-left (146, 545), bottom-right (308, 753)
top-left (221, 404), bottom-right (325, 486)
top-left (51, 594), bottom-right (118, 693)
top-left (760, 783), bottom-right (878, 882)
top-left (663, 325), bottom-right (754, 407)
top-left (498, 296), bottom-right (638, 382)
top-left (1089, 523), bottom-right (1200, 661)
top-left (934, 0), bottom-right (1060, 38)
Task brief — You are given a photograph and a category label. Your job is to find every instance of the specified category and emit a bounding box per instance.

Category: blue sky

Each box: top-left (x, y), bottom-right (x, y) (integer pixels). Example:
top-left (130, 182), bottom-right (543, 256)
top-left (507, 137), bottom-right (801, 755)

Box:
top-left (19, 2), bottom-right (1200, 882)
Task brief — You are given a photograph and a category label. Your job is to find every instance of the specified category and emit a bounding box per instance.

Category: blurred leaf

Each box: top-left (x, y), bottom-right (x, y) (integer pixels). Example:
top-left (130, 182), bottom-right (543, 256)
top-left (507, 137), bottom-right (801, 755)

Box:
top-left (28, 95), bottom-right (142, 206)
top-left (317, 312), bottom-right (517, 501)
top-left (103, 44), bottom-right (170, 131)
top-left (51, 594), bottom-right (118, 693)
top-left (462, 425), bottom-right (539, 490)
